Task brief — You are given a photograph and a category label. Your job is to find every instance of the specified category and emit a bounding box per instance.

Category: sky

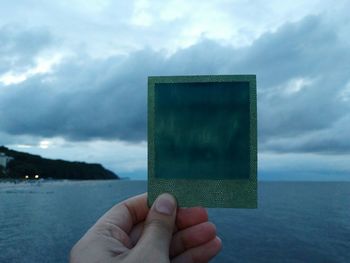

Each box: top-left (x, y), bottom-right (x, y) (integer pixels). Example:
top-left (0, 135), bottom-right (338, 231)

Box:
top-left (1, 0), bottom-right (350, 180)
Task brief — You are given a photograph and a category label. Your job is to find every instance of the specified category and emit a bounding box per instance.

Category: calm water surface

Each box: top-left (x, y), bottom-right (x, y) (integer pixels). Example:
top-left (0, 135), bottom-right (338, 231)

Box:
top-left (0, 180), bottom-right (349, 263)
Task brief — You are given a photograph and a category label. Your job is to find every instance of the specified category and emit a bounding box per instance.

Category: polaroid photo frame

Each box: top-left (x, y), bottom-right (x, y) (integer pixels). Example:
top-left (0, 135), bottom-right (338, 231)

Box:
top-left (148, 75), bottom-right (257, 208)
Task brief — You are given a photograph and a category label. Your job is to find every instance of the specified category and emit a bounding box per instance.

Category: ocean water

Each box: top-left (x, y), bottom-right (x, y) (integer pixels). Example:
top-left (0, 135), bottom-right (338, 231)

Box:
top-left (0, 180), bottom-right (349, 263)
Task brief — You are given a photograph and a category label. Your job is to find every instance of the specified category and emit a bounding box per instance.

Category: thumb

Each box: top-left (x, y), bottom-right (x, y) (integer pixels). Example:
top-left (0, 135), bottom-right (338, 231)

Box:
top-left (136, 193), bottom-right (177, 258)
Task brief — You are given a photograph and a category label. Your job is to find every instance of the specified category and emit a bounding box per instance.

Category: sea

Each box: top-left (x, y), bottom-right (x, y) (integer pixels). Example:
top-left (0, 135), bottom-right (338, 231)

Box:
top-left (0, 180), bottom-right (349, 263)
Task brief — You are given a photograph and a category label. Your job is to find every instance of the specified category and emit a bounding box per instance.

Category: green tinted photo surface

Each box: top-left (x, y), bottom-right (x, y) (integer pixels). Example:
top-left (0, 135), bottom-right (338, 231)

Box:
top-left (154, 81), bottom-right (250, 180)
top-left (148, 75), bottom-right (257, 208)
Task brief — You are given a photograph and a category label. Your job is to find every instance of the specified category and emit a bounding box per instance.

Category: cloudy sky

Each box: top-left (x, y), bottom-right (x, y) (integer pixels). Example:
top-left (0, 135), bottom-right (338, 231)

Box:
top-left (1, 0), bottom-right (350, 180)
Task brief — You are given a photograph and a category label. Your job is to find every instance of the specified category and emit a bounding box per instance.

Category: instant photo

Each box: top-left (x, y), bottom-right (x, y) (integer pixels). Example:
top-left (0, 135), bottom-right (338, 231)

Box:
top-left (148, 75), bottom-right (257, 208)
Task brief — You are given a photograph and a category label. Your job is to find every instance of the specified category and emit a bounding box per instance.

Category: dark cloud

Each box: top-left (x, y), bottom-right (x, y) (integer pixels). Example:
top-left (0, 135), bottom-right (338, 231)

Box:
top-left (1, 15), bottom-right (350, 154)
top-left (261, 114), bottom-right (350, 154)
top-left (0, 24), bottom-right (53, 74)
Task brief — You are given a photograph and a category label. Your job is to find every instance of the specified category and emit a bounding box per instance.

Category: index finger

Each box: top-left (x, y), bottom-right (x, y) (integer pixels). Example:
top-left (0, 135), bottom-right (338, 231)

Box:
top-left (96, 193), bottom-right (149, 234)
top-left (176, 207), bottom-right (208, 230)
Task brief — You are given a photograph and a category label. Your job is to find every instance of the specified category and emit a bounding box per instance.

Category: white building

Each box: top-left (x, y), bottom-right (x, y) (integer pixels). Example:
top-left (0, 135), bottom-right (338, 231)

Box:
top-left (0, 152), bottom-right (14, 168)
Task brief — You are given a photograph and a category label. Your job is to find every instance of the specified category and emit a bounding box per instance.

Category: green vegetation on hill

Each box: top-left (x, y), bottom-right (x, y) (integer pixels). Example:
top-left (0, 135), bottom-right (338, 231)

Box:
top-left (0, 146), bottom-right (118, 180)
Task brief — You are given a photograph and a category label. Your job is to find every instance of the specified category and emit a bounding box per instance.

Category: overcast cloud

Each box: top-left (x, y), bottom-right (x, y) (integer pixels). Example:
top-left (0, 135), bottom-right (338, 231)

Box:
top-left (1, 0), bottom-right (349, 179)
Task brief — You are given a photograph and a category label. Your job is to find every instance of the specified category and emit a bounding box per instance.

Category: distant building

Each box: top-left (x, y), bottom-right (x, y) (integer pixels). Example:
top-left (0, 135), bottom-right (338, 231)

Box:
top-left (0, 152), bottom-right (14, 169)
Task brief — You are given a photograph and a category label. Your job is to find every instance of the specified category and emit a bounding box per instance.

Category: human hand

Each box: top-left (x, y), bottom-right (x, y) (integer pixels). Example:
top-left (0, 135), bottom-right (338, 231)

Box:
top-left (70, 193), bottom-right (221, 263)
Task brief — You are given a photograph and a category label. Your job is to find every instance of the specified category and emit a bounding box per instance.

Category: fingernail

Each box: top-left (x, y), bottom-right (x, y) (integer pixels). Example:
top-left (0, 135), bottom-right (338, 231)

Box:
top-left (154, 193), bottom-right (176, 216)
top-left (216, 236), bottom-right (223, 249)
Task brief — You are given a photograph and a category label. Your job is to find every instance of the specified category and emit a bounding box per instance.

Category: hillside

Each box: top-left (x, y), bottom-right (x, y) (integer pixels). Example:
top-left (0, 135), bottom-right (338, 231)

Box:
top-left (0, 146), bottom-right (118, 180)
